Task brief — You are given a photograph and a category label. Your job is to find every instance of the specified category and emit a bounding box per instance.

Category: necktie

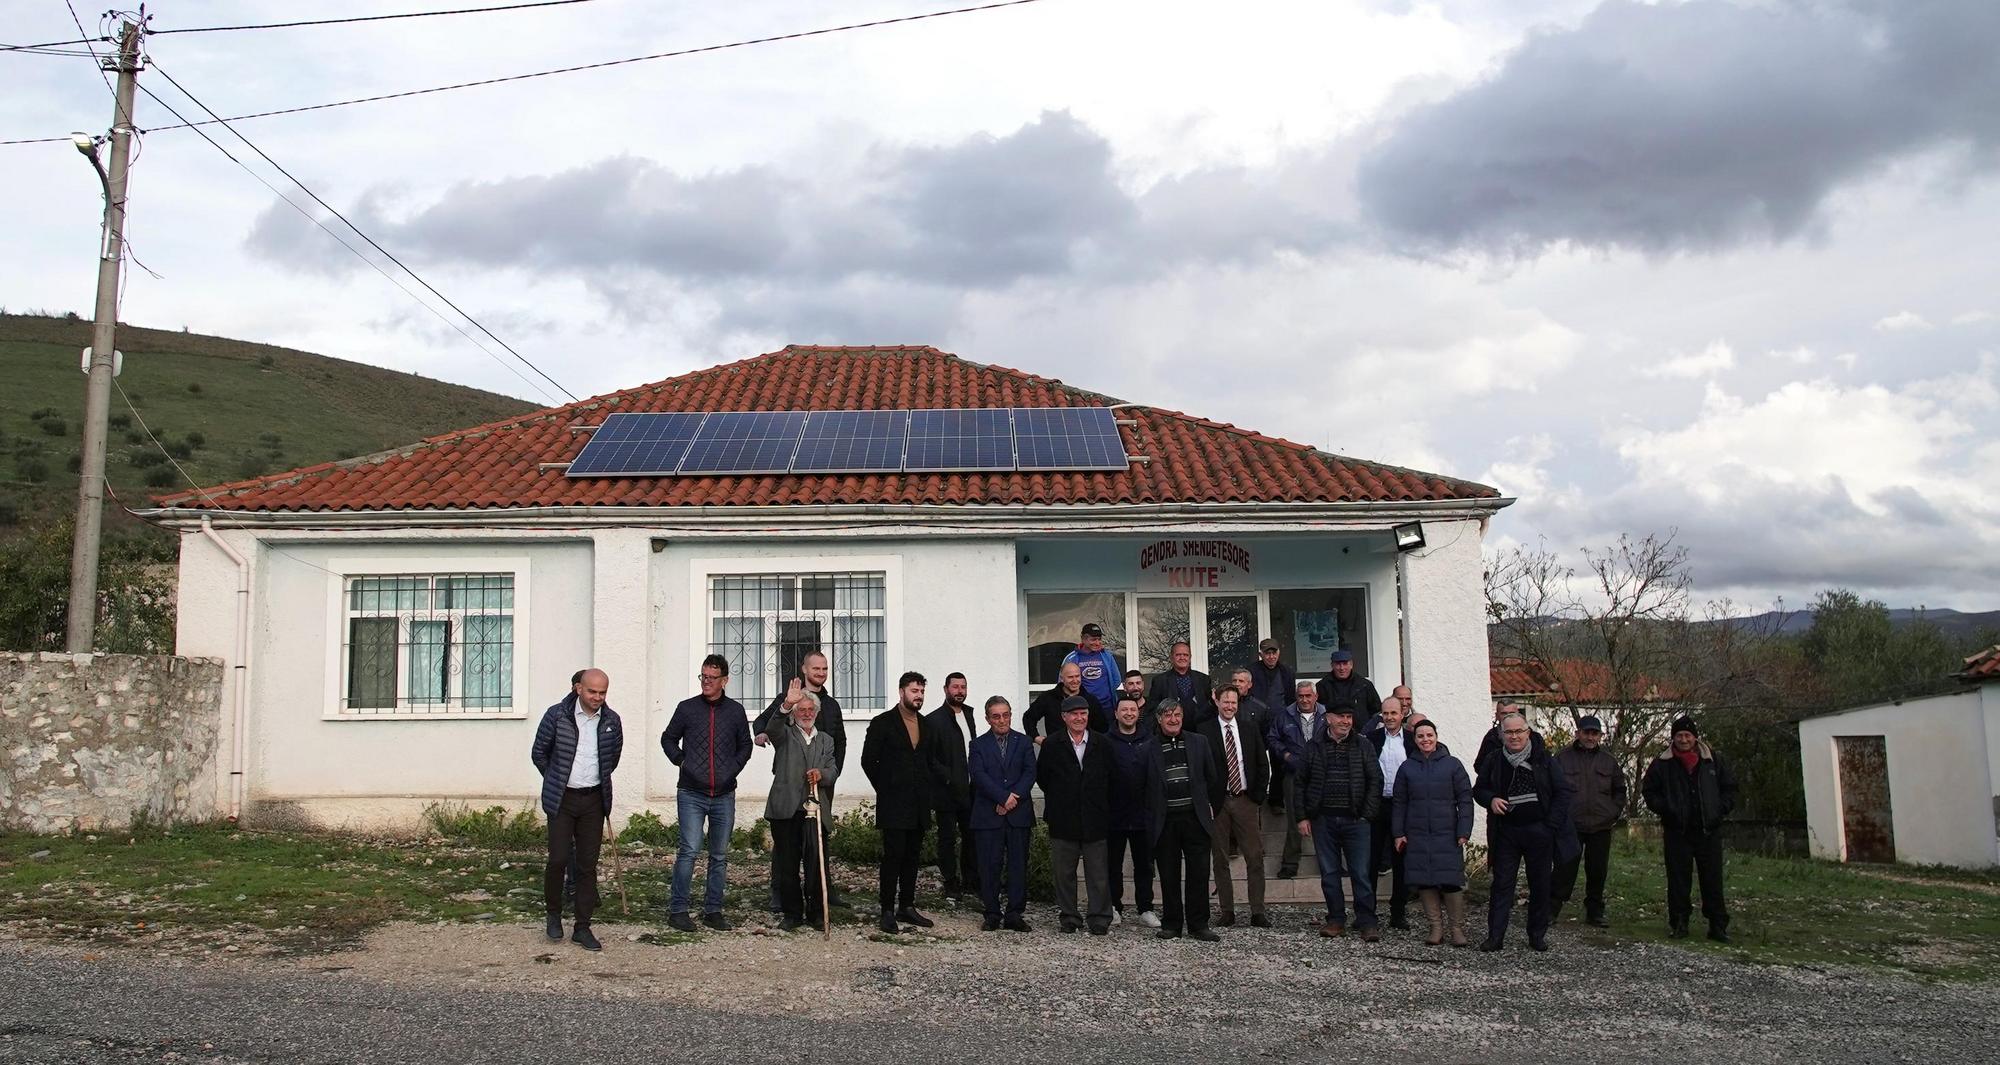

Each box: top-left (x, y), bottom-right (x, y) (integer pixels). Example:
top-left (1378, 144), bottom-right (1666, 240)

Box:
top-left (1225, 723), bottom-right (1243, 794)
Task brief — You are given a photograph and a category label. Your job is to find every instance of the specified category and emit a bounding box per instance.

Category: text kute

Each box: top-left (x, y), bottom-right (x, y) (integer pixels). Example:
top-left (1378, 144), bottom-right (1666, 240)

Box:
top-left (1137, 539), bottom-right (1253, 592)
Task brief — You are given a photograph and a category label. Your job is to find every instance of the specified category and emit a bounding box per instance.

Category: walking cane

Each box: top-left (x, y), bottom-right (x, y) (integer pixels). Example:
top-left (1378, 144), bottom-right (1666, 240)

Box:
top-left (804, 796), bottom-right (831, 940)
top-left (606, 815), bottom-right (629, 916)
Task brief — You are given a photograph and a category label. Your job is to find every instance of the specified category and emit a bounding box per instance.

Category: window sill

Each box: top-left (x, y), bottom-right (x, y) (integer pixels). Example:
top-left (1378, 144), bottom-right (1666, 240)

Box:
top-left (323, 709), bottom-right (528, 721)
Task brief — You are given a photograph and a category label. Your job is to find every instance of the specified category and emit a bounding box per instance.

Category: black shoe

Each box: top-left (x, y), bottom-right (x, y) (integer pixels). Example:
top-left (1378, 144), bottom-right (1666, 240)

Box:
top-left (896, 908), bottom-right (934, 929)
top-left (1154, 927), bottom-right (1183, 940)
top-left (668, 912), bottom-right (697, 933)
top-left (1088, 922), bottom-right (1110, 936)
top-left (1004, 916), bottom-right (1033, 933)
top-left (1217, 912), bottom-right (1236, 927)
top-left (1669, 920), bottom-right (1690, 939)
top-left (1250, 914), bottom-right (1272, 929)
top-left (1707, 925), bottom-right (1731, 944)
top-left (1190, 927), bottom-right (1220, 942)
top-left (1529, 936), bottom-right (1548, 952)
top-left (878, 915), bottom-right (899, 934)
top-left (981, 916), bottom-right (1001, 932)
top-left (1586, 908), bottom-right (1608, 928)
top-left (1479, 937), bottom-right (1504, 952)
top-left (1060, 918), bottom-right (1081, 934)
top-left (1388, 917), bottom-right (1411, 931)
top-left (701, 912), bottom-right (732, 931)
top-left (545, 914), bottom-right (564, 941)
top-left (571, 925), bottom-right (602, 951)
top-left (828, 892), bottom-right (852, 909)
top-left (780, 915), bottom-right (805, 932)
top-left (1276, 866), bottom-right (1298, 879)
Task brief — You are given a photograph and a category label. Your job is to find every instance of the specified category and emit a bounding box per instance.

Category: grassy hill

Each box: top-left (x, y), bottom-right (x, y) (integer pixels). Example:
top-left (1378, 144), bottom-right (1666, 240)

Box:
top-left (0, 313), bottom-right (541, 536)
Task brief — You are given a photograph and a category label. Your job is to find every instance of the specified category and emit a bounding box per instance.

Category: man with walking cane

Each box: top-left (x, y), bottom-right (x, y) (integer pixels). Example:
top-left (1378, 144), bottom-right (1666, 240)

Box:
top-left (531, 668), bottom-right (622, 952)
top-left (765, 679), bottom-right (841, 932)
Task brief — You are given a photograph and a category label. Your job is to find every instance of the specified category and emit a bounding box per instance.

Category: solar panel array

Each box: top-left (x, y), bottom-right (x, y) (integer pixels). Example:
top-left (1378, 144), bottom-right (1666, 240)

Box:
top-left (564, 407), bottom-right (1128, 477)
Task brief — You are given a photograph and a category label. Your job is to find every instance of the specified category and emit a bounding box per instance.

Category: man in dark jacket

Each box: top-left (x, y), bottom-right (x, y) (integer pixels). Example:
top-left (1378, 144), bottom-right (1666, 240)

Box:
top-left (1315, 649), bottom-right (1383, 735)
top-left (926, 672), bottom-right (981, 901)
top-left (1142, 699), bottom-right (1222, 941)
top-left (1292, 704), bottom-right (1384, 940)
top-left (661, 655), bottom-right (753, 933)
top-left (1037, 695), bottom-right (1116, 934)
top-left (753, 650), bottom-right (850, 911)
top-left (1476, 701), bottom-right (1547, 768)
top-left (531, 668), bottom-right (622, 951)
top-left (1473, 711), bottom-right (1571, 952)
top-left (1148, 642), bottom-right (1216, 732)
top-left (1023, 661), bottom-right (1108, 740)
top-left (1553, 715), bottom-right (1627, 927)
top-left (969, 696), bottom-right (1037, 932)
top-left (1104, 694), bottom-right (1159, 927)
top-left (1200, 686), bottom-right (1271, 928)
top-left (1642, 715), bottom-right (1737, 942)
top-left (1267, 678), bottom-right (1324, 877)
top-left (1250, 640), bottom-right (1296, 814)
top-left (862, 672), bottom-right (942, 934)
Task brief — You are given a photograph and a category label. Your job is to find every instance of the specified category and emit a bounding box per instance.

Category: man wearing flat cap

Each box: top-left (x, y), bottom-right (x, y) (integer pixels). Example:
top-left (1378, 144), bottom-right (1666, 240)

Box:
top-left (1553, 715), bottom-right (1626, 927)
top-left (1314, 649), bottom-right (1383, 737)
top-left (1038, 695), bottom-right (1115, 934)
top-left (1642, 715), bottom-right (1736, 942)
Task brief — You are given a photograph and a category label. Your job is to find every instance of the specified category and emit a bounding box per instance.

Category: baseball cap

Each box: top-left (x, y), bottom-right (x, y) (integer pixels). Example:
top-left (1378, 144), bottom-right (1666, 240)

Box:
top-left (1081, 622), bottom-right (1104, 637)
top-left (1258, 639), bottom-right (1280, 653)
top-left (1577, 715), bottom-right (1604, 733)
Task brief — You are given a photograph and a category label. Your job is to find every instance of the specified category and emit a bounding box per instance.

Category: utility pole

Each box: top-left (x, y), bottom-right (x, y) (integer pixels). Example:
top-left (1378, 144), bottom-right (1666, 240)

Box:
top-left (66, 19), bottom-right (143, 653)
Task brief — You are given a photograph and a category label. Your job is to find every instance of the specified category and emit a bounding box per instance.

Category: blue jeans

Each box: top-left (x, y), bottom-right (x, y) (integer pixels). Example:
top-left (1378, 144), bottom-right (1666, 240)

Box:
top-left (671, 790), bottom-right (736, 915)
top-left (1312, 813), bottom-right (1376, 929)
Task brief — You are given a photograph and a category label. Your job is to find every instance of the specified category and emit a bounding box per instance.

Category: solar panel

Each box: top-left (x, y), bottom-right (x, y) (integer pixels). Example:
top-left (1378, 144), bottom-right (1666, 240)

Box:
top-left (790, 410), bottom-right (910, 473)
top-left (677, 410), bottom-right (810, 475)
top-left (564, 412), bottom-right (707, 477)
top-left (904, 408), bottom-right (1015, 471)
top-left (1013, 407), bottom-right (1129, 472)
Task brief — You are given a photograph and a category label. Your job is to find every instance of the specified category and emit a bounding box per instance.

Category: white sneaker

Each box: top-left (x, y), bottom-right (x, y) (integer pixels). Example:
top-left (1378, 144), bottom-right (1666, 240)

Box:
top-left (1137, 910), bottom-right (1162, 928)
top-left (1109, 908), bottom-right (1122, 927)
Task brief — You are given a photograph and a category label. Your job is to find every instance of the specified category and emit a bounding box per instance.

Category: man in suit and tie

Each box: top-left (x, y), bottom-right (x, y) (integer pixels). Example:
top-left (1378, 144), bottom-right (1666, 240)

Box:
top-left (1200, 685), bottom-right (1271, 928)
top-left (968, 695), bottom-right (1036, 932)
top-left (1144, 698), bottom-right (1223, 941)
top-left (1038, 695), bottom-right (1116, 934)
top-left (926, 671), bottom-right (981, 901)
top-left (1147, 642), bottom-right (1215, 732)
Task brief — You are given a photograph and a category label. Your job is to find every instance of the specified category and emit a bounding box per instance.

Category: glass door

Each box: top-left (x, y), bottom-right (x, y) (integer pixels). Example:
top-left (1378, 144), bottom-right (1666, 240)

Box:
top-left (1203, 594), bottom-right (1259, 679)
top-left (1134, 596), bottom-right (1191, 675)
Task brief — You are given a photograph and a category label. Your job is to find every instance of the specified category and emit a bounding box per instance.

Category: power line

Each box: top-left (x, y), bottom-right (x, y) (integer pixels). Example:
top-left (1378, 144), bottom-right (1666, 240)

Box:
top-left (66, 0), bottom-right (117, 97)
top-left (141, 59), bottom-right (579, 404)
top-left (141, 0), bottom-right (1051, 134)
top-left (0, 36), bottom-right (107, 51)
top-left (131, 72), bottom-right (569, 406)
top-left (152, 0), bottom-right (601, 34)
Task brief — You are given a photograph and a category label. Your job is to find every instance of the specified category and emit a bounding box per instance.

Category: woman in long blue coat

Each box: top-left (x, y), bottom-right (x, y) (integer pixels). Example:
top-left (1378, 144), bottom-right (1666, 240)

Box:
top-left (1392, 719), bottom-right (1474, 946)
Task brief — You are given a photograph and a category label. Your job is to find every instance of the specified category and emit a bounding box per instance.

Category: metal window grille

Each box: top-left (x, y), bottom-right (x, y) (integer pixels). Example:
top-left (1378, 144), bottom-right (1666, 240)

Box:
top-left (708, 573), bottom-right (887, 712)
top-left (342, 574), bottom-right (515, 714)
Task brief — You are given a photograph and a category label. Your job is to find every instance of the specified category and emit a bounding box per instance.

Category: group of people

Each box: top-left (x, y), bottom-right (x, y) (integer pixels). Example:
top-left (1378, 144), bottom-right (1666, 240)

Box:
top-left (528, 625), bottom-right (1739, 955)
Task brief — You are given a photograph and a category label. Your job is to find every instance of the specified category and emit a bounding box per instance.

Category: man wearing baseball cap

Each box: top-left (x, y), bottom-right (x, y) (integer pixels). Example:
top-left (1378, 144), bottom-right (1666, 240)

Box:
top-left (1552, 715), bottom-right (1626, 927)
top-left (1062, 623), bottom-right (1122, 715)
top-left (1642, 716), bottom-right (1736, 942)
top-left (1314, 649), bottom-right (1383, 737)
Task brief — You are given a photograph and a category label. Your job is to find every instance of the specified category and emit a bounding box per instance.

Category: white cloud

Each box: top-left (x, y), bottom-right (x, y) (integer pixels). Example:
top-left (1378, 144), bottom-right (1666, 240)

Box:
top-left (1642, 339), bottom-right (1735, 379)
top-left (1952, 310), bottom-right (1995, 326)
top-left (1874, 310), bottom-right (1934, 332)
top-left (1765, 345), bottom-right (1817, 365)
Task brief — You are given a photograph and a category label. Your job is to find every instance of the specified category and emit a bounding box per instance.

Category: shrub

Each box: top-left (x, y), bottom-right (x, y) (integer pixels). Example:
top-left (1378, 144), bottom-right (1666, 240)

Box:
top-left (257, 431), bottom-right (282, 446)
top-left (16, 458), bottom-right (48, 483)
top-left (0, 499), bottom-right (18, 526)
top-left (234, 453), bottom-right (269, 480)
top-left (130, 449), bottom-right (165, 468)
top-left (620, 810), bottom-right (679, 848)
top-left (143, 467), bottom-right (176, 488)
top-left (165, 440), bottom-right (193, 460)
top-left (123, 430), bottom-right (145, 445)
top-left (422, 802), bottom-right (544, 848)
top-left (28, 407), bottom-right (58, 421)
top-left (39, 418), bottom-right (66, 436)
top-left (65, 454), bottom-right (82, 473)
top-left (257, 353), bottom-right (275, 369)
top-left (108, 413), bottom-right (131, 429)
top-left (184, 430), bottom-right (205, 448)
top-left (186, 383), bottom-right (203, 395)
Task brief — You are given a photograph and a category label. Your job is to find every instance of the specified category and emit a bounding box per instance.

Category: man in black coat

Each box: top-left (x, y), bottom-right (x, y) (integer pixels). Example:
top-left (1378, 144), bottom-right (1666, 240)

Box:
top-left (1147, 642), bottom-right (1216, 732)
top-left (1023, 661), bottom-right (1108, 740)
top-left (1473, 711), bottom-right (1571, 952)
top-left (1476, 701), bottom-right (1547, 768)
top-left (1037, 695), bottom-right (1115, 934)
top-left (926, 671), bottom-right (981, 901)
top-left (1248, 641), bottom-right (1295, 814)
top-left (1315, 649), bottom-right (1383, 735)
top-left (1143, 698), bottom-right (1223, 941)
top-left (861, 671), bottom-right (943, 934)
top-left (1642, 715), bottom-right (1737, 942)
top-left (1199, 686), bottom-right (1271, 927)
top-left (1553, 714), bottom-right (1627, 927)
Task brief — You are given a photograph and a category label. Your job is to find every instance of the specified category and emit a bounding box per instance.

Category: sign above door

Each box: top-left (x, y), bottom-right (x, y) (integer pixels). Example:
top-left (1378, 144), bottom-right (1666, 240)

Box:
top-left (1136, 539), bottom-right (1254, 592)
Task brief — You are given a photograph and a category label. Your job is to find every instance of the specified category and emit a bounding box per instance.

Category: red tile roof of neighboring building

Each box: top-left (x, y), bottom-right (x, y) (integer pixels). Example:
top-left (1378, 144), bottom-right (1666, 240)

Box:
top-left (1490, 660), bottom-right (1555, 698)
top-left (1963, 646), bottom-right (2000, 682)
top-left (1490, 657), bottom-right (1676, 703)
top-left (154, 346), bottom-right (1501, 514)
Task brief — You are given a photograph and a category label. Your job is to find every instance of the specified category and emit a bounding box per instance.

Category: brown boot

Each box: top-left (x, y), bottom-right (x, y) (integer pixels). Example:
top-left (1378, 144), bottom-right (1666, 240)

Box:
top-left (1419, 889), bottom-right (1444, 946)
top-left (1443, 891), bottom-right (1469, 947)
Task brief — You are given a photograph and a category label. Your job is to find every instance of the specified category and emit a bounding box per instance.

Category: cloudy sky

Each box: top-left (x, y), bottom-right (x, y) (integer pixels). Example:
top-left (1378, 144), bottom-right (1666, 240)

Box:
top-left (6, 0), bottom-right (1997, 611)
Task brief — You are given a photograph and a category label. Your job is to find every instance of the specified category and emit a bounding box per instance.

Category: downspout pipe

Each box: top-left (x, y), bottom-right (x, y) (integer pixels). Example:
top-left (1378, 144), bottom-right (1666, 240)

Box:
top-left (199, 516), bottom-right (250, 822)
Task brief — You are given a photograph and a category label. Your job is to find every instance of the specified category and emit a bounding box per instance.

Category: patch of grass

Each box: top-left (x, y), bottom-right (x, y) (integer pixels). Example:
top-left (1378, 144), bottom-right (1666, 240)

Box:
top-left (1568, 835), bottom-right (2000, 980)
top-left (619, 810), bottom-right (678, 848)
top-left (422, 803), bottom-right (544, 849)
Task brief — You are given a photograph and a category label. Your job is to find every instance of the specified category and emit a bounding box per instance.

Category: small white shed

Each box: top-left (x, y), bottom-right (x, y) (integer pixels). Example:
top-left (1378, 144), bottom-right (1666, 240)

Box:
top-left (1797, 649), bottom-right (2000, 869)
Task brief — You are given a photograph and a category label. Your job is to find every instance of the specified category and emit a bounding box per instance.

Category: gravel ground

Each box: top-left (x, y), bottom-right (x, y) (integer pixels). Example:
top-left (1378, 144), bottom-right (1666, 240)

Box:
top-left (4, 904), bottom-right (1997, 1064)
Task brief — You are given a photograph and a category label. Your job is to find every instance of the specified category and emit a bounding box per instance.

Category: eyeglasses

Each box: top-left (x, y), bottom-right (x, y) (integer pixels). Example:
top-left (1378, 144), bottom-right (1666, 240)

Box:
top-left (698, 672), bottom-right (724, 682)
top-left (1501, 728), bottom-right (1529, 736)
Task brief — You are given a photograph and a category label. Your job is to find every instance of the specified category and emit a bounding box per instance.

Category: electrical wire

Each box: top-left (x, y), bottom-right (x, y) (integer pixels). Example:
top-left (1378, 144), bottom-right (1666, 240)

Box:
top-left (152, 0), bottom-right (602, 34)
top-left (67, 0), bottom-right (117, 96)
top-left (0, 36), bottom-right (106, 51)
top-left (141, 0), bottom-right (1051, 134)
top-left (130, 65), bottom-right (573, 406)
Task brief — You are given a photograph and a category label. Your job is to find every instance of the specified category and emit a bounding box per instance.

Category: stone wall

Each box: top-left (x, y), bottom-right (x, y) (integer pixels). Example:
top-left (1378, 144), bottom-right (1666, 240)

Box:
top-left (0, 652), bottom-right (224, 833)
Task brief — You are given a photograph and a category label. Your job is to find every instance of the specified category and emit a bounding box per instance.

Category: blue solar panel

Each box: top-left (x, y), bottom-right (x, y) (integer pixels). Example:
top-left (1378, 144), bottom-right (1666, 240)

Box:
top-left (1013, 407), bottom-right (1129, 472)
top-left (677, 410), bottom-right (810, 474)
top-left (564, 412), bottom-right (707, 477)
top-left (905, 408), bottom-right (1014, 471)
top-left (790, 410), bottom-right (910, 473)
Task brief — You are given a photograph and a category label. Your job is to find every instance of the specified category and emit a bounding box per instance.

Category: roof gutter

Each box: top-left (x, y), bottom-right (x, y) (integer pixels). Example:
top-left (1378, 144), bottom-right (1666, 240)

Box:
top-left (137, 497), bottom-right (1513, 532)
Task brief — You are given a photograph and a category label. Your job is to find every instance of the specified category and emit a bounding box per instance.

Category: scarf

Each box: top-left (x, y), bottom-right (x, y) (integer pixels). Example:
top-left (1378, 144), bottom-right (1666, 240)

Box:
top-left (1675, 747), bottom-right (1700, 773)
top-left (1503, 743), bottom-right (1533, 770)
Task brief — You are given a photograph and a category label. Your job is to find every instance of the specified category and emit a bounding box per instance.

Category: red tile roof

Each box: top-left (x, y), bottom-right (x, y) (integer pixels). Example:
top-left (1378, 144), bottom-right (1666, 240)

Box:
top-left (154, 345), bottom-right (1500, 514)
top-left (1963, 646), bottom-right (2000, 682)
top-left (1490, 658), bottom-right (1676, 703)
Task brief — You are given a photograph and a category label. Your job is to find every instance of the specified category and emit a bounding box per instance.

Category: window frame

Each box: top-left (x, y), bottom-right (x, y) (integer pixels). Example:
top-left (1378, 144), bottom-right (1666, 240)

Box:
top-left (322, 555), bottom-right (532, 721)
top-left (689, 555), bottom-right (903, 717)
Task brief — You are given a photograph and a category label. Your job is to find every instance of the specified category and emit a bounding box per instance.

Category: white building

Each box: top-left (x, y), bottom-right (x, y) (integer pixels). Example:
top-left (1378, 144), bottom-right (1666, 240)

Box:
top-left (150, 345), bottom-right (1509, 830)
top-left (1796, 647), bottom-right (2000, 869)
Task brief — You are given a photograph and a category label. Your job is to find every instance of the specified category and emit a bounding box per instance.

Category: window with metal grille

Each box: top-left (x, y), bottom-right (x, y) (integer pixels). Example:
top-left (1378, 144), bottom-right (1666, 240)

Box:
top-left (707, 573), bottom-right (886, 712)
top-left (342, 574), bottom-right (515, 714)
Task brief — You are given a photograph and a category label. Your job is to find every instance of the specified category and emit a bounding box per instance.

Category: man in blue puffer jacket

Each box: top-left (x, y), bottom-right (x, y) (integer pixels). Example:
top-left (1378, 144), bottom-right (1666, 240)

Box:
top-left (531, 668), bottom-right (623, 951)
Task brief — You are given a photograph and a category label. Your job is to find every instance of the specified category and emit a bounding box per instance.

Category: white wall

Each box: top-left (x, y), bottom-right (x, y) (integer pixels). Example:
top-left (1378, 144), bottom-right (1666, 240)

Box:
top-left (1798, 690), bottom-right (1999, 869)
top-left (1399, 519), bottom-right (1495, 777)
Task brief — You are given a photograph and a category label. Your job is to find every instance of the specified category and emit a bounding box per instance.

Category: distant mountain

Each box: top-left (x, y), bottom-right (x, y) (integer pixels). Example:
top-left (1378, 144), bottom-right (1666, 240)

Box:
top-left (1491, 607), bottom-right (2000, 647)
top-left (0, 313), bottom-right (539, 537)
